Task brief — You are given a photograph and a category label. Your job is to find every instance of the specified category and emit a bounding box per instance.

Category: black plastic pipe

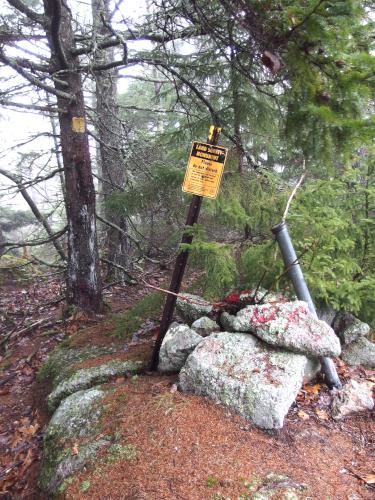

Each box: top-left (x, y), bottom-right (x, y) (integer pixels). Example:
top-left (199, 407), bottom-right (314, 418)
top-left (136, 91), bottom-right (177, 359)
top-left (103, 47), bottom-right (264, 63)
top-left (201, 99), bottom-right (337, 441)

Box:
top-left (272, 220), bottom-right (342, 389)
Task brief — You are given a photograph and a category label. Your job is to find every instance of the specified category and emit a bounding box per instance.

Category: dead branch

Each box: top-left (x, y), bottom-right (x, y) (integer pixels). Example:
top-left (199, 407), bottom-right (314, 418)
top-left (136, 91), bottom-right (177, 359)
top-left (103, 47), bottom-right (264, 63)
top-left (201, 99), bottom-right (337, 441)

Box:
top-left (140, 277), bottom-right (212, 307)
top-left (0, 168), bottom-right (66, 260)
top-left (282, 162), bottom-right (306, 221)
top-left (100, 257), bottom-right (137, 284)
top-left (1, 226), bottom-right (67, 250)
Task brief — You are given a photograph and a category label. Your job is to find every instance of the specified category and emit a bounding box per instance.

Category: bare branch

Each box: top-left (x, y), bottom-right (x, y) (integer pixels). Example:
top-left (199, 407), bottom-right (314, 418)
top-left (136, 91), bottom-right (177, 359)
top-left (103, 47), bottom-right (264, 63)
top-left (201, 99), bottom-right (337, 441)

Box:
top-left (6, 0), bottom-right (46, 25)
top-left (1, 226), bottom-right (67, 250)
top-left (0, 49), bottom-right (74, 100)
top-left (282, 162), bottom-right (306, 221)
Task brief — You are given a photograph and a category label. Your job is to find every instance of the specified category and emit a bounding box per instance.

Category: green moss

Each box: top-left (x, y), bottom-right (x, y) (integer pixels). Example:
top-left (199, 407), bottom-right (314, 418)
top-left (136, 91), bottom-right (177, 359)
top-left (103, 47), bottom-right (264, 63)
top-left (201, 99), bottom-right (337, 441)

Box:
top-left (39, 388), bottom-right (109, 495)
top-left (104, 443), bottom-right (138, 463)
top-left (80, 480), bottom-right (91, 492)
top-left (37, 345), bottom-right (119, 385)
top-left (206, 475), bottom-right (219, 488)
top-left (56, 476), bottom-right (74, 494)
top-left (110, 292), bottom-right (164, 339)
top-left (0, 255), bottom-right (42, 283)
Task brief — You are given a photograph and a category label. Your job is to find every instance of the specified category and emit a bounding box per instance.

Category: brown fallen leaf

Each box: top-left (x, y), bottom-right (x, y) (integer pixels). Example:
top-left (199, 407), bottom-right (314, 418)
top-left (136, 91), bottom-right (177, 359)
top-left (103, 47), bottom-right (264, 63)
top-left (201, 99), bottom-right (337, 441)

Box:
top-left (261, 50), bottom-right (282, 75)
top-left (71, 443), bottom-right (79, 455)
top-left (315, 409), bottom-right (329, 420)
top-left (19, 448), bottom-right (34, 475)
top-left (18, 423), bottom-right (39, 436)
top-left (297, 410), bottom-right (310, 421)
top-left (304, 383), bottom-right (321, 395)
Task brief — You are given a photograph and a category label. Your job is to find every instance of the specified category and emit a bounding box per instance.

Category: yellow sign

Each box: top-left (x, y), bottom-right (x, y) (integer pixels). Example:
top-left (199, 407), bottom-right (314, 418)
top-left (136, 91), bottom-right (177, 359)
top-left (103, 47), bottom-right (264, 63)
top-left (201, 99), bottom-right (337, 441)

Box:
top-left (182, 141), bottom-right (227, 199)
top-left (72, 116), bottom-right (86, 133)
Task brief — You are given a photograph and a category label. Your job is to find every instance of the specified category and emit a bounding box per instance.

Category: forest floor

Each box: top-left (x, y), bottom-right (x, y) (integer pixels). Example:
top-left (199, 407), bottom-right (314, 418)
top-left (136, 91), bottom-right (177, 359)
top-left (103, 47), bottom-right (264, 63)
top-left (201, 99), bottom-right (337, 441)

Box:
top-left (0, 267), bottom-right (374, 500)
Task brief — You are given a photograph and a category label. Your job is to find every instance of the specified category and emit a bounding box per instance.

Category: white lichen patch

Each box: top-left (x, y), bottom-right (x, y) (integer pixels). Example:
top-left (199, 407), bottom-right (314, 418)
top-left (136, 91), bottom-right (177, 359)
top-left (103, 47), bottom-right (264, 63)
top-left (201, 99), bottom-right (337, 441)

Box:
top-left (48, 359), bottom-right (143, 411)
top-left (179, 332), bottom-right (311, 429)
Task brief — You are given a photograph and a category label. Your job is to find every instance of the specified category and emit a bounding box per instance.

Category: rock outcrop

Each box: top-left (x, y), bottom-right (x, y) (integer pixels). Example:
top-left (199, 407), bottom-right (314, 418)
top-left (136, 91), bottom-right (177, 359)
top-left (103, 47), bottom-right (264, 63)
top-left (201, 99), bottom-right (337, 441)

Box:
top-left (179, 332), bottom-right (319, 429)
top-left (191, 316), bottom-right (220, 336)
top-left (341, 336), bottom-right (375, 368)
top-left (333, 311), bottom-right (370, 345)
top-left (158, 323), bottom-right (203, 373)
top-left (332, 380), bottom-right (374, 420)
top-left (48, 359), bottom-right (142, 411)
top-left (176, 293), bottom-right (213, 323)
top-left (39, 388), bottom-right (110, 495)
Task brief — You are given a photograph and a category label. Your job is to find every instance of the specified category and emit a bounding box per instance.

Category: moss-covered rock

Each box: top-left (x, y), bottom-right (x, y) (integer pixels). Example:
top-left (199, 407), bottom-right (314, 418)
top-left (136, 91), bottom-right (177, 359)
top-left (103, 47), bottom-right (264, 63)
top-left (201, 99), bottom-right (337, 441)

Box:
top-left (48, 359), bottom-right (143, 411)
top-left (251, 473), bottom-right (306, 499)
top-left (38, 345), bottom-right (120, 387)
top-left (39, 387), bottom-right (110, 496)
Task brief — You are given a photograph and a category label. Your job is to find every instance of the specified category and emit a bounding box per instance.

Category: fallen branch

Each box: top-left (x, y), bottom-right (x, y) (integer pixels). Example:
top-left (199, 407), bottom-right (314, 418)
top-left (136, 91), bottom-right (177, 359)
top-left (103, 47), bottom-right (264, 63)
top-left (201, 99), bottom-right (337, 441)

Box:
top-left (100, 258), bottom-right (137, 284)
top-left (0, 372), bottom-right (17, 388)
top-left (8, 317), bottom-right (54, 341)
top-left (140, 278), bottom-right (212, 307)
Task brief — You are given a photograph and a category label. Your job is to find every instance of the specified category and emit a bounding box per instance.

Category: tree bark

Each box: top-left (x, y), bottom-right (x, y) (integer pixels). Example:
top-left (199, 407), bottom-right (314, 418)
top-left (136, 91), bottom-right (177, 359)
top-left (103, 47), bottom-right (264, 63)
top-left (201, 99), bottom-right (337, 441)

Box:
top-left (92, 0), bottom-right (129, 282)
top-left (43, 0), bottom-right (103, 312)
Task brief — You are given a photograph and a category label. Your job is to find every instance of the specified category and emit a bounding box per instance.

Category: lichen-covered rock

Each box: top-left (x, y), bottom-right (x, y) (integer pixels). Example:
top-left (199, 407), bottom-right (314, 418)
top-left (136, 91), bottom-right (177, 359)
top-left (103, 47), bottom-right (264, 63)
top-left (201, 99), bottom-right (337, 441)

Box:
top-left (38, 345), bottom-right (120, 387)
top-left (48, 359), bottom-right (143, 411)
top-left (179, 332), bottom-right (313, 429)
top-left (176, 293), bottom-right (213, 323)
top-left (341, 337), bottom-right (375, 368)
top-left (191, 316), bottom-right (220, 337)
top-left (317, 306), bottom-right (337, 326)
top-left (158, 323), bottom-right (203, 373)
top-left (39, 387), bottom-right (110, 495)
top-left (221, 301), bottom-right (341, 358)
top-left (251, 473), bottom-right (306, 500)
top-left (332, 379), bottom-right (374, 420)
top-left (332, 311), bottom-right (370, 345)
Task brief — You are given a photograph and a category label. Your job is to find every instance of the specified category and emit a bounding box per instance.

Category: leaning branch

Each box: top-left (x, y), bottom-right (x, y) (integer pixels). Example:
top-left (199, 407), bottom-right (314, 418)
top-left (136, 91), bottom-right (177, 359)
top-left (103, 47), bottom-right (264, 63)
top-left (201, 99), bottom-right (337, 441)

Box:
top-left (6, 0), bottom-right (46, 25)
top-left (282, 162), bottom-right (306, 221)
top-left (0, 50), bottom-right (74, 100)
top-left (100, 258), bottom-right (136, 284)
top-left (1, 226), bottom-right (67, 249)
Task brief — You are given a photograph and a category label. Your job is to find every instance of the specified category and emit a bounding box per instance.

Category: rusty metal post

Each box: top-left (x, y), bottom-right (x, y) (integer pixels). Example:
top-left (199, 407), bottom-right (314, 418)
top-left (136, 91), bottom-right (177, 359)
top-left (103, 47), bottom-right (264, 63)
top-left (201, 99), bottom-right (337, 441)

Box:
top-left (149, 126), bottom-right (221, 370)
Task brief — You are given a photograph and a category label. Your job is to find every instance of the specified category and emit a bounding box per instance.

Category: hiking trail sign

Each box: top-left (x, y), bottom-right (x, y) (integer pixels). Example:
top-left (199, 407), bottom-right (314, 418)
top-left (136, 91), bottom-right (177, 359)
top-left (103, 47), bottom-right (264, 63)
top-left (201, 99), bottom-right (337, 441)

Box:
top-left (182, 141), bottom-right (227, 199)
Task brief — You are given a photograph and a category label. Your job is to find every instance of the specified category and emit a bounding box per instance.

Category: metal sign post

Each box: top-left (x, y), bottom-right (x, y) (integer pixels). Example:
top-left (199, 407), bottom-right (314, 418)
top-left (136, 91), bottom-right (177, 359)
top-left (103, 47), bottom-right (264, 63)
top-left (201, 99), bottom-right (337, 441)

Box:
top-left (150, 126), bottom-right (225, 370)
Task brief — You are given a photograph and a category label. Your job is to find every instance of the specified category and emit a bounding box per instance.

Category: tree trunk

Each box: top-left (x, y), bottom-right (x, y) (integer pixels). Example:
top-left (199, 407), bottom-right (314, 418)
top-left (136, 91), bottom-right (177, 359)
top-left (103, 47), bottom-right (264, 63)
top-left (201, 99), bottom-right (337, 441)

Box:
top-left (43, 0), bottom-right (103, 313)
top-left (230, 48), bottom-right (245, 175)
top-left (92, 0), bottom-right (129, 282)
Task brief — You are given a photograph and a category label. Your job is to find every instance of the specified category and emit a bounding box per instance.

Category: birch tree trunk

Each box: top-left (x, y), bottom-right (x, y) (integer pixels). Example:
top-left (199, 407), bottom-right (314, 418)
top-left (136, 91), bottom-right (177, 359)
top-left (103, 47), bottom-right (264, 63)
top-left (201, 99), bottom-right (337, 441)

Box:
top-left (43, 0), bottom-right (103, 313)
